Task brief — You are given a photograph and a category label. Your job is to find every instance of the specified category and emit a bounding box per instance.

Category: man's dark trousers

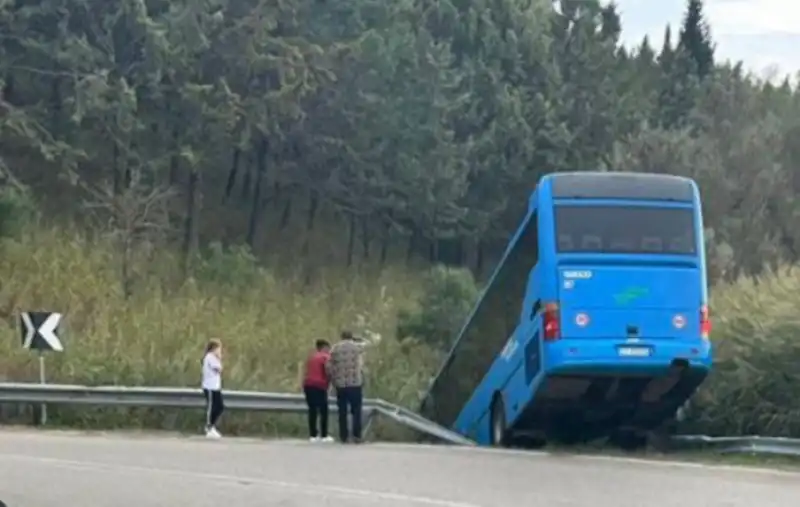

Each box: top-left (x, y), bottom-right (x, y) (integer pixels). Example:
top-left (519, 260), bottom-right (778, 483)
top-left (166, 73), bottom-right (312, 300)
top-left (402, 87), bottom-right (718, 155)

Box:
top-left (336, 386), bottom-right (363, 442)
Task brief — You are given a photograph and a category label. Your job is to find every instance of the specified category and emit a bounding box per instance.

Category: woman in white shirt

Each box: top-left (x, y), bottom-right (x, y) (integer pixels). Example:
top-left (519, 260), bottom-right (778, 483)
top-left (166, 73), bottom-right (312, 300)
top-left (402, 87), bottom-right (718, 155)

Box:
top-left (201, 338), bottom-right (224, 438)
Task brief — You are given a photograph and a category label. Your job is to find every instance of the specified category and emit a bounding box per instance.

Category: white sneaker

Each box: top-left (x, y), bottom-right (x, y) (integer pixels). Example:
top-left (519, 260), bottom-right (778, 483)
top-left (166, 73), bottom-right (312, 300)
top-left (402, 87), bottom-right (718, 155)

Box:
top-left (320, 436), bottom-right (334, 443)
top-left (206, 427), bottom-right (221, 439)
top-left (309, 436), bottom-right (320, 443)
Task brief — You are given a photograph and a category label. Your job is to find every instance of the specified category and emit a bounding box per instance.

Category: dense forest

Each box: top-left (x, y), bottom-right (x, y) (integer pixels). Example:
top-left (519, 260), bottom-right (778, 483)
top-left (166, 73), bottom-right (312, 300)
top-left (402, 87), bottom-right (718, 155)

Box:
top-left (2, 0), bottom-right (800, 439)
top-left (2, 0), bottom-right (797, 282)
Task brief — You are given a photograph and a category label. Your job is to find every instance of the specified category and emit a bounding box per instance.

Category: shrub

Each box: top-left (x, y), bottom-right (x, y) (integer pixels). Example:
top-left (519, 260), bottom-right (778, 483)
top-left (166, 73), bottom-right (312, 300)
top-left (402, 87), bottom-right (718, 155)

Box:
top-left (396, 265), bottom-right (479, 351)
top-left (0, 185), bottom-right (37, 240)
top-left (681, 265), bottom-right (800, 437)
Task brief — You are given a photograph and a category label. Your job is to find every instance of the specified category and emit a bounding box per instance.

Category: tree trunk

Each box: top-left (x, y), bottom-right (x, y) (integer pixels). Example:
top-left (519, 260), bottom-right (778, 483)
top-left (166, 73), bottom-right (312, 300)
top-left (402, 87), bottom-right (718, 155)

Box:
top-left (273, 182), bottom-right (282, 210)
top-left (428, 237), bottom-right (438, 263)
top-left (50, 77), bottom-right (62, 139)
top-left (112, 143), bottom-right (121, 195)
top-left (476, 239), bottom-right (485, 274)
top-left (246, 137), bottom-right (268, 248)
top-left (406, 228), bottom-right (419, 264)
top-left (2, 74), bottom-right (14, 103)
top-left (306, 190), bottom-right (319, 231)
top-left (302, 190), bottom-right (319, 256)
top-left (361, 216), bottom-right (370, 260)
top-left (182, 166), bottom-right (200, 276)
top-left (240, 151), bottom-right (252, 201)
top-left (169, 125), bottom-right (180, 186)
top-left (223, 148), bottom-right (241, 202)
top-left (346, 213), bottom-right (356, 267)
top-left (280, 194), bottom-right (293, 230)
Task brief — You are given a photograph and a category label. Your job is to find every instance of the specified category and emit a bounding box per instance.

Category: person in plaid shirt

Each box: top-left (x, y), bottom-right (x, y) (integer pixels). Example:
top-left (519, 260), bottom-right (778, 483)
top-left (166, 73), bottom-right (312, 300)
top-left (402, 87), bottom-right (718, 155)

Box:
top-left (325, 330), bottom-right (365, 443)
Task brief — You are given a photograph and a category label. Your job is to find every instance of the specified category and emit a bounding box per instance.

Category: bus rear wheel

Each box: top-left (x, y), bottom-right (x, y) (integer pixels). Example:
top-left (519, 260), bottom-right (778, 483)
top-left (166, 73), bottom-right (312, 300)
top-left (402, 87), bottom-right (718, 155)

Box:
top-left (490, 396), bottom-right (509, 447)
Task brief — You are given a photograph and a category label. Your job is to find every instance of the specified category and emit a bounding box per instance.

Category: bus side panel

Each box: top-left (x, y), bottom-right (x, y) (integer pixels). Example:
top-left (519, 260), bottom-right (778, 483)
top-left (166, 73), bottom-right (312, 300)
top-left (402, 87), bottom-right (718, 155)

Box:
top-left (504, 327), bottom-right (544, 427)
top-left (505, 264), bottom-right (544, 426)
top-left (454, 203), bottom-right (546, 443)
top-left (536, 189), bottom-right (561, 373)
top-left (472, 410), bottom-right (493, 445)
top-left (452, 335), bottom-right (520, 439)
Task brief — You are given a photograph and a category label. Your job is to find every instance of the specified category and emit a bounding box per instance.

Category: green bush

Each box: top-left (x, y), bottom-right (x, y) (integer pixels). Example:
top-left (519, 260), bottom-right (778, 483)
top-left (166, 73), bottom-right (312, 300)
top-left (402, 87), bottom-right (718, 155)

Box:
top-left (681, 265), bottom-right (800, 437)
top-left (396, 265), bottom-right (479, 351)
top-left (0, 186), bottom-right (37, 240)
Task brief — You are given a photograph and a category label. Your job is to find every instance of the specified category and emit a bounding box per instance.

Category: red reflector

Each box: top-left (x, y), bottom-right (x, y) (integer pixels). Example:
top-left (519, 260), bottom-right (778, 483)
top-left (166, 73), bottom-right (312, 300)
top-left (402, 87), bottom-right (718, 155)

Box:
top-left (700, 305), bottom-right (711, 339)
top-left (543, 302), bottom-right (560, 341)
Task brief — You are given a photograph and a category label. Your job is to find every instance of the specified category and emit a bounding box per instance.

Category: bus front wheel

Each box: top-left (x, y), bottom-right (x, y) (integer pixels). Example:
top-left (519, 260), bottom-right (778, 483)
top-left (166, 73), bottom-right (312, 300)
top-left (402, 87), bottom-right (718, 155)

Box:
top-left (490, 396), bottom-right (509, 447)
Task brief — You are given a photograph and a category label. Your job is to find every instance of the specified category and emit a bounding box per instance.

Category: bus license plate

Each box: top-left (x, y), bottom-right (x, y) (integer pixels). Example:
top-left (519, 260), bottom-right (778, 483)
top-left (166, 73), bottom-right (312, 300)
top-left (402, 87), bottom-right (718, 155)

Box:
top-left (618, 346), bottom-right (651, 357)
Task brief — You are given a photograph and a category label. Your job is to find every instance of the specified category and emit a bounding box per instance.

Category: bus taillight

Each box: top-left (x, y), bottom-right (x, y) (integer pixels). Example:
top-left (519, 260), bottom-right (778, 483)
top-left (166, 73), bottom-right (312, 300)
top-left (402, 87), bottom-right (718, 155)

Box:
top-left (700, 304), bottom-right (711, 340)
top-left (544, 302), bottom-right (560, 341)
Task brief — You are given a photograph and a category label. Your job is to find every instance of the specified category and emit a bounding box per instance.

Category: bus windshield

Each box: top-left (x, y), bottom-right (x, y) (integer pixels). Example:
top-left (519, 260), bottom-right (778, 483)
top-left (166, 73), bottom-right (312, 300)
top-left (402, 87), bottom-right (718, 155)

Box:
top-left (554, 205), bottom-right (696, 255)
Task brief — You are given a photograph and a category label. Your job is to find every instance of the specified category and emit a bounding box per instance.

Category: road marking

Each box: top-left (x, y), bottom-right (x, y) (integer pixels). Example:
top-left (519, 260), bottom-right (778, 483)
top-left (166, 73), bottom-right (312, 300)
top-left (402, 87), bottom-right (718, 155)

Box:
top-left (0, 453), bottom-right (483, 507)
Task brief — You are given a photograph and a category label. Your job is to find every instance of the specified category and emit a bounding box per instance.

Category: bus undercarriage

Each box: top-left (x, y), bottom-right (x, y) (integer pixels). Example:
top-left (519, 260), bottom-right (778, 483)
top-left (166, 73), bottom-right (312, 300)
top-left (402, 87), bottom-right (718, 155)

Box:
top-left (492, 359), bottom-right (708, 450)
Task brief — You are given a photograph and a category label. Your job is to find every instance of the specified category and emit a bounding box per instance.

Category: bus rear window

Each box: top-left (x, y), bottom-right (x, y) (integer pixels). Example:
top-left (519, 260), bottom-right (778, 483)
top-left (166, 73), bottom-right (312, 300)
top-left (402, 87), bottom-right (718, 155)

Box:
top-left (554, 205), bottom-right (696, 255)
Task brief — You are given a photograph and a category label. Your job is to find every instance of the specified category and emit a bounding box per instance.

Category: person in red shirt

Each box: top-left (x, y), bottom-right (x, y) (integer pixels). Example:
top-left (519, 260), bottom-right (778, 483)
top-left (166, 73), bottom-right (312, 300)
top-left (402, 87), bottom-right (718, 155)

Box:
top-left (302, 339), bottom-right (333, 442)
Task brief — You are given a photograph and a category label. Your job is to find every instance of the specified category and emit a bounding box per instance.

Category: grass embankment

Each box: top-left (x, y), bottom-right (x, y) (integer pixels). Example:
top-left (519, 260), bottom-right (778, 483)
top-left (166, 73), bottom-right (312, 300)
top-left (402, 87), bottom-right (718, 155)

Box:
top-left (0, 228), bottom-right (438, 438)
top-left (2, 225), bottom-right (800, 448)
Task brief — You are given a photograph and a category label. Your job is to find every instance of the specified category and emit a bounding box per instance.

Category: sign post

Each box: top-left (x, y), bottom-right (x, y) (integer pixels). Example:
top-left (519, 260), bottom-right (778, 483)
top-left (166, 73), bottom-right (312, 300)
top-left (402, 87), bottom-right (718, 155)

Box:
top-left (19, 311), bottom-right (63, 425)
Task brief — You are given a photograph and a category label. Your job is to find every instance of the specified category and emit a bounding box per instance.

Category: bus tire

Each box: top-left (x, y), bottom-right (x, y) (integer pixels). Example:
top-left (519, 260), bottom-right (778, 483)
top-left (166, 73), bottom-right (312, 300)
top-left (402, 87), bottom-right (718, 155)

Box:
top-left (490, 395), bottom-right (509, 447)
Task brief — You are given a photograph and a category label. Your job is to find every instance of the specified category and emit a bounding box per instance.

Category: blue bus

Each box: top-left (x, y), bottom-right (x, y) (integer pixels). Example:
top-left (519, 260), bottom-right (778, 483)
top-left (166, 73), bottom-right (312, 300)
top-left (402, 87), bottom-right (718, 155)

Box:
top-left (419, 171), bottom-right (713, 449)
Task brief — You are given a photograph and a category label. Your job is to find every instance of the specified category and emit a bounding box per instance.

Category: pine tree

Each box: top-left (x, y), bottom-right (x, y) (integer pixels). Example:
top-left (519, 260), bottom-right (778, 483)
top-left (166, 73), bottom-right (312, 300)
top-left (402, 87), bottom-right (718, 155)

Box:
top-left (658, 25), bottom-right (674, 70)
top-left (678, 0), bottom-right (715, 79)
top-left (600, 2), bottom-right (621, 42)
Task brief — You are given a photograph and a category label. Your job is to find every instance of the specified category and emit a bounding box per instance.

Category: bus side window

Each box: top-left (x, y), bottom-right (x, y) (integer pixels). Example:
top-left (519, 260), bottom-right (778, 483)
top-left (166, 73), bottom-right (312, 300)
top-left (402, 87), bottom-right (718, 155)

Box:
top-left (530, 299), bottom-right (541, 320)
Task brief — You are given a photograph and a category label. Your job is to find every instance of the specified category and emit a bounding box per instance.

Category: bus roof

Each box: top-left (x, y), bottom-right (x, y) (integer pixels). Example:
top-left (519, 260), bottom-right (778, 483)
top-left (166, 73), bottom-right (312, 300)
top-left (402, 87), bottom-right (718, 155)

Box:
top-left (542, 172), bottom-right (696, 203)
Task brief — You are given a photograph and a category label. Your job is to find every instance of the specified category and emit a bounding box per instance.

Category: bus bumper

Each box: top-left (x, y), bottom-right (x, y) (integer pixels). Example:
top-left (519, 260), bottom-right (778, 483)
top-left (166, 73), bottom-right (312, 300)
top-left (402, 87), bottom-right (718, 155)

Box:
top-left (545, 338), bottom-right (713, 374)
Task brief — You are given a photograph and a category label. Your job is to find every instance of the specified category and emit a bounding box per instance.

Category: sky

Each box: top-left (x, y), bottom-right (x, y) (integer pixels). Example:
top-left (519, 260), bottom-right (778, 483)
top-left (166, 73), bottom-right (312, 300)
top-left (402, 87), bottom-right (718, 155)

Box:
top-left (613, 0), bottom-right (800, 81)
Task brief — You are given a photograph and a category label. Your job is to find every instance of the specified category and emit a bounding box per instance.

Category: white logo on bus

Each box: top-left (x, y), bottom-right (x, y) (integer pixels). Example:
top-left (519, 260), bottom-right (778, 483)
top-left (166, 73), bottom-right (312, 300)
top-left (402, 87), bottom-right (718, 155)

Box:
top-left (672, 314), bottom-right (686, 329)
top-left (575, 313), bottom-right (589, 327)
top-left (563, 270), bottom-right (592, 279)
top-left (500, 338), bottom-right (518, 361)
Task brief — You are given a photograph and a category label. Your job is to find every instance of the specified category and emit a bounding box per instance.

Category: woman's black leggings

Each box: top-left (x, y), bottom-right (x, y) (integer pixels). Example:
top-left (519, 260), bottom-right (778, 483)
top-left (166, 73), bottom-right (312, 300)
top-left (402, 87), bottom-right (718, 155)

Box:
top-left (203, 389), bottom-right (224, 428)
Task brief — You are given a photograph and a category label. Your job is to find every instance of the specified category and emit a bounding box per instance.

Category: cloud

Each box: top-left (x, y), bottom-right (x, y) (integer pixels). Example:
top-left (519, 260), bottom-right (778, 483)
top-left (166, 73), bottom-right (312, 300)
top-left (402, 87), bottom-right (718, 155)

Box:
top-left (706, 0), bottom-right (800, 35)
top-left (612, 0), bottom-right (800, 76)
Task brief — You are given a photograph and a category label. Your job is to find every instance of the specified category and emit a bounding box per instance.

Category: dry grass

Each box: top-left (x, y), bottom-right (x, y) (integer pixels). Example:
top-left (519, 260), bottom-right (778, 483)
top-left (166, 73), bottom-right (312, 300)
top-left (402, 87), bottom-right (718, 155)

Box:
top-left (0, 227), bottom-right (439, 437)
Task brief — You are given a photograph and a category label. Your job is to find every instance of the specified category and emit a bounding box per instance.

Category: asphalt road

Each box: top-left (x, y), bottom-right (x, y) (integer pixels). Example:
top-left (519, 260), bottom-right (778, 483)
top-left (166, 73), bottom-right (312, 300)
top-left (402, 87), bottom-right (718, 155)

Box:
top-left (0, 429), bottom-right (798, 507)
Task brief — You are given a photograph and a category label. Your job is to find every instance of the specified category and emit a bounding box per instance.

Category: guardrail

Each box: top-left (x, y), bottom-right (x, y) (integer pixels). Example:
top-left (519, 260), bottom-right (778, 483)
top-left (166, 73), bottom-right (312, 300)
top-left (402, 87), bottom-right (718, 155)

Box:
top-left (0, 382), bottom-right (474, 446)
top-left (669, 434), bottom-right (800, 457)
top-left (1, 382), bottom-right (798, 456)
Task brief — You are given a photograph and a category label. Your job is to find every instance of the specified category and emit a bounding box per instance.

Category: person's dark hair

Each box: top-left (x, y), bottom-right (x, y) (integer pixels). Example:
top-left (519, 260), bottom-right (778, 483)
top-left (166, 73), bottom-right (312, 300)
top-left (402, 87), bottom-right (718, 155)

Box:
top-left (340, 330), bottom-right (353, 340)
top-left (315, 339), bottom-right (330, 350)
top-left (200, 338), bottom-right (222, 365)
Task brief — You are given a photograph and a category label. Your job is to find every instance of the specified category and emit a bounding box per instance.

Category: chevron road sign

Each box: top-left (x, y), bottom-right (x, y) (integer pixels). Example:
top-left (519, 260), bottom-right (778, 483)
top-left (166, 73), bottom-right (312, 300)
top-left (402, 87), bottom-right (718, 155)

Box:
top-left (20, 312), bottom-right (63, 352)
